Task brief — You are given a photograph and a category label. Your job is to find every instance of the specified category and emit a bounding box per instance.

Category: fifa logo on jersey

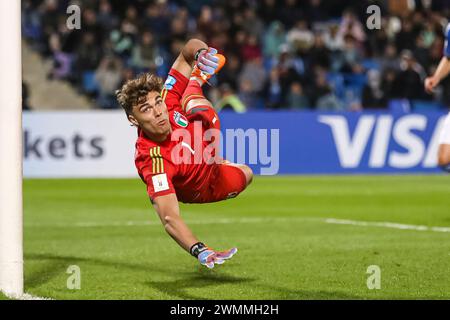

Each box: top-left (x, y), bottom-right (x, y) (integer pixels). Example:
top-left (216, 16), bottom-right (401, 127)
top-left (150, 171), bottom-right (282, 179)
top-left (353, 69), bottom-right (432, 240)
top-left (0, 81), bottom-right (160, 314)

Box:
top-left (152, 173), bottom-right (169, 192)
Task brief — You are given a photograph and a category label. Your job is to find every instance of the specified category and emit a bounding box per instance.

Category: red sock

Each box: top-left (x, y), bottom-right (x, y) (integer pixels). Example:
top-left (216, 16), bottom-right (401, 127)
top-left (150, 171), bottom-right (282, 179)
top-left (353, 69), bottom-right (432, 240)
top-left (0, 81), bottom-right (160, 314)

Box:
top-left (181, 80), bottom-right (204, 112)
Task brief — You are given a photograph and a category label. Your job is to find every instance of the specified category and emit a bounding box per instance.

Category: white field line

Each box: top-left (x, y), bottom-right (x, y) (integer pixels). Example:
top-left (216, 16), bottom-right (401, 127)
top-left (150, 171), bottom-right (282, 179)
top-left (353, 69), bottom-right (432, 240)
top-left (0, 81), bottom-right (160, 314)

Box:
top-left (1, 290), bottom-right (52, 300)
top-left (324, 218), bottom-right (450, 233)
top-left (24, 217), bottom-right (319, 228)
top-left (15, 217), bottom-right (449, 301)
top-left (24, 217), bottom-right (450, 233)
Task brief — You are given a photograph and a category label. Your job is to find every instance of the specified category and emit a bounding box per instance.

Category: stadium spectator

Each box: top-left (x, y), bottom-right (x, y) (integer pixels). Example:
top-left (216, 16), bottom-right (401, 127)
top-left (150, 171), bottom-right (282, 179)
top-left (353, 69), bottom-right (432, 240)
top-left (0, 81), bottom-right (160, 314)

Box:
top-left (95, 56), bottom-right (123, 109)
top-left (239, 57), bottom-right (267, 97)
top-left (258, 0), bottom-right (279, 24)
top-left (21, 0), bottom-right (450, 110)
top-left (362, 69), bottom-right (388, 109)
top-left (242, 7), bottom-right (265, 37)
top-left (47, 33), bottom-right (72, 80)
top-left (379, 43), bottom-right (401, 72)
top-left (392, 50), bottom-right (426, 101)
top-left (286, 20), bottom-right (315, 53)
top-left (338, 9), bottom-right (366, 44)
top-left (287, 82), bottom-right (310, 109)
top-left (216, 83), bottom-right (247, 113)
top-left (310, 69), bottom-right (342, 110)
top-left (73, 32), bottom-right (102, 89)
top-left (97, 0), bottom-right (119, 32)
top-left (239, 78), bottom-right (261, 110)
top-left (333, 34), bottom-right (364, 73)
top-left (395, 18), bottom-right (417, 52)
top-left (263, 21), bottom-right (286, 59)
top-left (381, 68), bottom-right (398, 101)
top-left (277, 0), bottom-right (305, 29)
top-left (323, 23), bottom-right (344, 52)
top-left (217, 53), bottom-right (242, 91)
top-left (305, 0), bottom-right (329, 23)
top-left (241, 34), bottom-right (263, 62)
top-left (131, 31), bottom-right (160, 72)
top-left (263, 66), bottom-right (284, 109)
top-left (308, 34), bottom-right (332, 70)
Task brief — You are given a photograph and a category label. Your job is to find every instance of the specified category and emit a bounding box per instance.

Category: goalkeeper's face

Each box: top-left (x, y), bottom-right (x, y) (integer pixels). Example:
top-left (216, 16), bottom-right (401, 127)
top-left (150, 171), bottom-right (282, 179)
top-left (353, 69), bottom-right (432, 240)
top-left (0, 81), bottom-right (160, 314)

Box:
top-left (130, 91), bottom-right (171, 139)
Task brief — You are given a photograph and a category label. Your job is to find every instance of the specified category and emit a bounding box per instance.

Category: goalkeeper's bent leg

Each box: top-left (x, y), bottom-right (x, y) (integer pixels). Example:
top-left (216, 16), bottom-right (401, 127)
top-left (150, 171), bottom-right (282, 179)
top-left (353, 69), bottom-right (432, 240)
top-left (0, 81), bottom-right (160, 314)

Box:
top-left (181, 79), bottom-right (221, 131)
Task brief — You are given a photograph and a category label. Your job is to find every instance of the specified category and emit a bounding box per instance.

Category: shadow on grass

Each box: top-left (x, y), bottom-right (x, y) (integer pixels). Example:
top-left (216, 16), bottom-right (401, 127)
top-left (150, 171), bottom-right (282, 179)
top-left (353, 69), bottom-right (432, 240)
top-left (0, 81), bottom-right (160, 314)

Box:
top-left (25, 252), bottom-right (168, 290)
top-left (26, 253), bottom-right (438, 300)
top-left (146, 274), bottom-right (366, 299)
top-left (25, 252), bottom-right (254, 299)
top-left (252, 283), bottom-right (362, 300)
top-left (146, 270), bottom-right (255, 300)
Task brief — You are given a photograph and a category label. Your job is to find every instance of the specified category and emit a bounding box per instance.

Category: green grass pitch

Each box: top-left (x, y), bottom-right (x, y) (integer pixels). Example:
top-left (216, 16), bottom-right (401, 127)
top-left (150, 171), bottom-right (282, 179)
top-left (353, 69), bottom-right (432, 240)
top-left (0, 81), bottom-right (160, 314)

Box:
top-left (20, 175), bottom-right (450, 300)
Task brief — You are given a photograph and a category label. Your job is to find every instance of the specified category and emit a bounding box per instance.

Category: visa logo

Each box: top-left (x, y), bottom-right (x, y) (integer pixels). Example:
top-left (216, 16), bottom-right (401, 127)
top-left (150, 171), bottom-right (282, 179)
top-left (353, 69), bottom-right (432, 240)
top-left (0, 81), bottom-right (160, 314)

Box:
top-left (319, 114), bottom-right (446, 169)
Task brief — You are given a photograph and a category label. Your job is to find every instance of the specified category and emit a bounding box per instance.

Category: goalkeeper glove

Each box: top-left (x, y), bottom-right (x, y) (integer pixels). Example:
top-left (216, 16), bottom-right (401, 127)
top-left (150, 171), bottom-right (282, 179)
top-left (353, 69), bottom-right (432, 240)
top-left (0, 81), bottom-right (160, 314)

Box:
top-left (190, 242), bottom-right (238, 269)
top-left (195, 48), bottom-right (219, 75)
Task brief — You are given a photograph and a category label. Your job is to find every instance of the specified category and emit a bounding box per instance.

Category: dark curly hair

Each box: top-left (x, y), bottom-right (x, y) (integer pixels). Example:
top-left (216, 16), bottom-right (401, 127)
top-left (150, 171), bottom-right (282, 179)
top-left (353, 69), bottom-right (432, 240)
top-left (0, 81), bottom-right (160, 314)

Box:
top-left (116, 73), bottom-right (163, 115)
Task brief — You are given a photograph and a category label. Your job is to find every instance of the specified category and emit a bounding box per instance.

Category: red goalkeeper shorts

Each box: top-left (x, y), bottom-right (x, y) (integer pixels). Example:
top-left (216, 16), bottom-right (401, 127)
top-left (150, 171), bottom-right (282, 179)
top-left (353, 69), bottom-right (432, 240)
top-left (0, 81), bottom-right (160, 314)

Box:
top-left (196, 163), bottom-right (247, 203)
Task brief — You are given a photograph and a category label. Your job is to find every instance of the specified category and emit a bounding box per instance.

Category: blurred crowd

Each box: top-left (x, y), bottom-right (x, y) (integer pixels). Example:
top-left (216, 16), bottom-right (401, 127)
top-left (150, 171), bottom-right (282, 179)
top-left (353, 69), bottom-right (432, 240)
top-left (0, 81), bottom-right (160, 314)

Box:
top-left (22, 0), bottom-right (450, 111)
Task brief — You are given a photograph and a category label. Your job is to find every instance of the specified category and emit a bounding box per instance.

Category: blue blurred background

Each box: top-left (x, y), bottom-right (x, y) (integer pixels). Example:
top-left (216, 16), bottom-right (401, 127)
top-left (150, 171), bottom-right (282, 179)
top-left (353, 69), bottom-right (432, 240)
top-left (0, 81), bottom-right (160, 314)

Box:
top-left (21, 0), bottom-right (450, 112)
top-left (20, 0), bottom-right (450, 176)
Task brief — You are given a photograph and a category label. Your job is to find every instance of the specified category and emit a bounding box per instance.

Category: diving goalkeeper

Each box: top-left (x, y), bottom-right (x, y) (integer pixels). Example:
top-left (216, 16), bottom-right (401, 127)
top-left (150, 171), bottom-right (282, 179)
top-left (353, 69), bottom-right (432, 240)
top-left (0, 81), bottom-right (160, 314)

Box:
top-left (116, 39), bottom-right (253, 268)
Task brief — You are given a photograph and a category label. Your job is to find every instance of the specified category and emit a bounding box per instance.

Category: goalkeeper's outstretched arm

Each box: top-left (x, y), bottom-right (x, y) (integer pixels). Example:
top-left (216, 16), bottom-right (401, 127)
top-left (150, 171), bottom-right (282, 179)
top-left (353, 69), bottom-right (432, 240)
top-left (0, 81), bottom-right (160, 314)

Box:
top-left (152, 194), bottom-right (199, 252)
top-left (152, 194), bottom-right (238, 268)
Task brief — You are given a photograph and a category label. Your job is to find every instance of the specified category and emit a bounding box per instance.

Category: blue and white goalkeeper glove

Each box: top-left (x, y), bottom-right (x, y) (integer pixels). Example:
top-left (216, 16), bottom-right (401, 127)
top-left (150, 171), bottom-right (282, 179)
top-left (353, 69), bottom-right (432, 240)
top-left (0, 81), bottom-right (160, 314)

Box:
top-left (195, 48), bottom-right (219, 75)
top-left (190, 242), bottom-right (238, 269)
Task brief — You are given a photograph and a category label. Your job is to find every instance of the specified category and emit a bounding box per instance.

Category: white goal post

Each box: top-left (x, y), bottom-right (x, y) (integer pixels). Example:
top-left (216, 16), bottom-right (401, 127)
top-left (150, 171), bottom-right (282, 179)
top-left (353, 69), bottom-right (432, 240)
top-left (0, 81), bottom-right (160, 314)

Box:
top-left (0, 0), bottom-right (24, 297)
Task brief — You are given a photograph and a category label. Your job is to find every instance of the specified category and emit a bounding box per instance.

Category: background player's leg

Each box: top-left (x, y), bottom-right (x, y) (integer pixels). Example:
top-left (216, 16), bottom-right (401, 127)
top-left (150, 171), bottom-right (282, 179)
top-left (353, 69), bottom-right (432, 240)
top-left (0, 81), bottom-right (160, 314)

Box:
top-left (438, 144), bottom-right (450, 171)
top-left (437, 112), bottom-right (450, 172)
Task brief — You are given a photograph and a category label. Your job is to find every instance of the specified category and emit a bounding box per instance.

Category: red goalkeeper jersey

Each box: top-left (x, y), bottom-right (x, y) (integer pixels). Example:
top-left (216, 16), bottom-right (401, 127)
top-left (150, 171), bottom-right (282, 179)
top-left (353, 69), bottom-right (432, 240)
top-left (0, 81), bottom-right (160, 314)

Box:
top-left (135, 68), bottom-right (218, 202)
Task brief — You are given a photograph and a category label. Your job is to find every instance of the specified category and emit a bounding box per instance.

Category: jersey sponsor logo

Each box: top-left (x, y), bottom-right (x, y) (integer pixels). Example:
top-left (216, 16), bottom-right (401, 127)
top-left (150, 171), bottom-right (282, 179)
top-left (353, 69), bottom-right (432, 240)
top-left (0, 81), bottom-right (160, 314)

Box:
top-left (150, 146), bottom-right (164, 174)
top-left (152, 173), bottom-right (169, 192)
top-left (174, 111), bottom-right (188, 128)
